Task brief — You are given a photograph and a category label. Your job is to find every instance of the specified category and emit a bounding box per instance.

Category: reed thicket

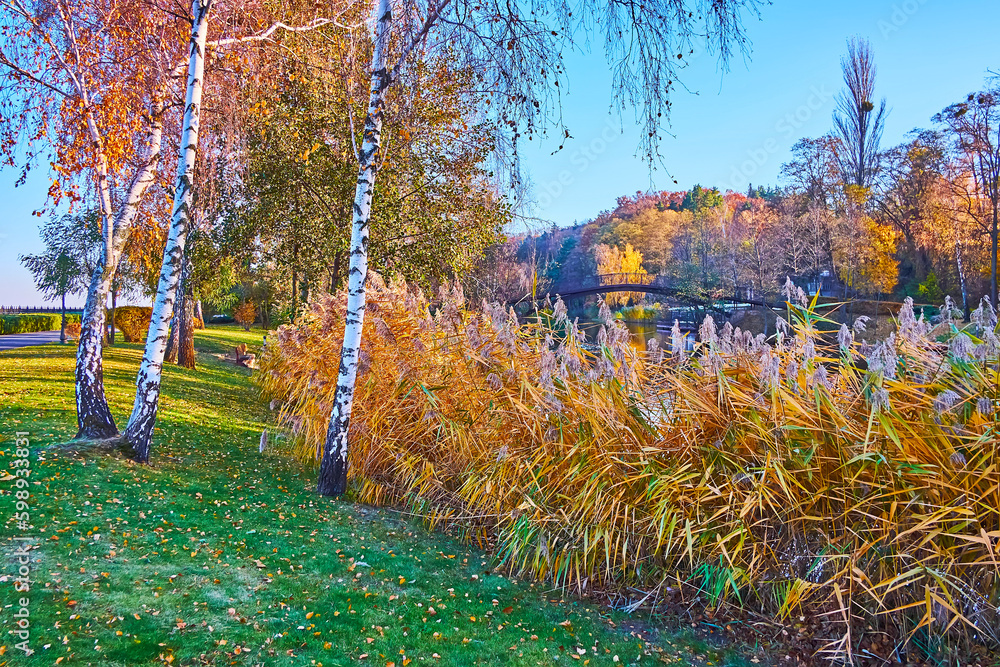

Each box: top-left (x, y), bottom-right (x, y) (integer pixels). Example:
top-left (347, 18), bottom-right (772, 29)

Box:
top-left (257, 276), bottom-right (1000, 662)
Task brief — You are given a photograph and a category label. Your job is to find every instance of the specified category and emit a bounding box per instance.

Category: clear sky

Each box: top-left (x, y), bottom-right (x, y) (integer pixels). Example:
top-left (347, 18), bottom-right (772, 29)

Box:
top-left (1, 0), bottom-right (996, 304)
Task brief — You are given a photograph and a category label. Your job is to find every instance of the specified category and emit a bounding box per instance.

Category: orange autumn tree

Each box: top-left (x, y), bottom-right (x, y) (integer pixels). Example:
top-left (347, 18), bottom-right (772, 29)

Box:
top-left (832, 186), bottom-right (900, 296)
top-left (594, 243), bottom-right (647, 306)
top-left (234, 301), bottom-right (257, 331)
top-left (853, 215), bottom-right (900, 294)
top-left (0, 0), bottom-right (188, 438)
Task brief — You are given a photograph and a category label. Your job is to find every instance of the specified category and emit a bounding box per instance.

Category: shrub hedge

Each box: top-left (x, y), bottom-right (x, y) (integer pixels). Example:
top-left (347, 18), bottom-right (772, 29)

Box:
top-left (113, 306), bottom-right (152, 343)
top-left (0, 313), bottom-right (81, 335)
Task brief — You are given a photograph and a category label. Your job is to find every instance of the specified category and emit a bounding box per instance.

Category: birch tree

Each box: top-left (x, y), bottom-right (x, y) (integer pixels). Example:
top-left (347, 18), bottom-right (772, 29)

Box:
top-left (120, 6), bottom-right (352, 460)
top-left (121, 0), bottom-right (212, 461)
top-left (316, 0), bottom-right (764, 496)
top-left (0, 0), bottom-right (185, 439)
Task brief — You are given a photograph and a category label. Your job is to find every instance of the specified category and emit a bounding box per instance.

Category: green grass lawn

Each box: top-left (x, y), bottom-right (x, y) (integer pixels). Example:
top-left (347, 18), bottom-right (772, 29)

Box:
top-left (0, 326), bottom-right (740, 666)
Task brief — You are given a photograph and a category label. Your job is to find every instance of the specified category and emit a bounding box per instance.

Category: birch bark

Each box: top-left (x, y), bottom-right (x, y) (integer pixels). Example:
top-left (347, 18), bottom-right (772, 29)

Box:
top-left (124, 0), bottom-right (213, 461)
top-left (75, 97), bottom-right (165, 439)
top-left (316, 0), bottom-right (392, 496)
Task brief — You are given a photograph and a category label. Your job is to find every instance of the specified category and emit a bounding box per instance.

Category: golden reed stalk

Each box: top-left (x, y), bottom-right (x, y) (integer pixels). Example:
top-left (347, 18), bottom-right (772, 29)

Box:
top-left (257, 277), bottom-right (1000, 662)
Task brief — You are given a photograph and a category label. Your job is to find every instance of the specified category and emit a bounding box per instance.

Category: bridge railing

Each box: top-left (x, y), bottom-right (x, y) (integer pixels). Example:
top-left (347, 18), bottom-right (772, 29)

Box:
top-left (527, 273), bottom-right (788, 311)
top-left (543, 273), bottom-right (666, 294)
top-left (594, 272), bottom-right (659, 287)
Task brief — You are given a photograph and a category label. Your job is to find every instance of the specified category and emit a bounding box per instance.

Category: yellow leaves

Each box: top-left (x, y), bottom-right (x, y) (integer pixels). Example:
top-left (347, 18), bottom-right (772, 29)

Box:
top-left (295, 141), bottom-right (325, 163)
top-left (593, 243), bottom-right (647, 306)
top-left (833, 214), bottom-right (899, 294)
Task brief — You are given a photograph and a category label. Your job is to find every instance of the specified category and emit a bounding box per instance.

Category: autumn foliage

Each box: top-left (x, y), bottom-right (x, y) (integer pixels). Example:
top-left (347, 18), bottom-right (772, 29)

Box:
top-left (113, 306), bottom-right (152, 342)
top-left (593, 243), bottom-right (647, 306)
top-left (234, 301), bottom-right (257, 331)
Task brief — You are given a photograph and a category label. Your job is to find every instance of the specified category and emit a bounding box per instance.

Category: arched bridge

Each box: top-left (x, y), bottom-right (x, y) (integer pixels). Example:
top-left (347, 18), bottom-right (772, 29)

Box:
top-left (517, 273), bottom-right (780, 312)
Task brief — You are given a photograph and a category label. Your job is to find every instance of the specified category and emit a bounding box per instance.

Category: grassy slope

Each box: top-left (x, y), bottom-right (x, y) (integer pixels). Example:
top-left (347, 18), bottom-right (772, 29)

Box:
top-left (0, 327), bottom-right (734, 667)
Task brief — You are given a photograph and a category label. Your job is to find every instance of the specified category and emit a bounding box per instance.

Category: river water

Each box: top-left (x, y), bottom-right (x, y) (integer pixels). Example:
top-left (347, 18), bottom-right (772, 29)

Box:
top-left (575, 319), bottom-right (676, 351)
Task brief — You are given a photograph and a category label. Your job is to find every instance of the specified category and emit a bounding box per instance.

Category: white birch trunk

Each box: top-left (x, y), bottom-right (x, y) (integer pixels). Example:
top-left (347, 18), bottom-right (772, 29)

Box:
top-left (68, 7), bottom-right (330, 441)
top-left (956, 237), bottom-right (969, 316)
top-left (123, 0), bottom-right (213, 462)
top-left (74, 96), bottom-right (165, 440)
top-left (316, 0), bottom-right (393, 496)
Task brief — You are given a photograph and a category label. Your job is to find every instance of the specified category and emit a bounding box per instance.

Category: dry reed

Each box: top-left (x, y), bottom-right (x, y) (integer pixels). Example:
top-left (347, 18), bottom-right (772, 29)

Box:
top-left (257, 275), bottom-right (1000, 662)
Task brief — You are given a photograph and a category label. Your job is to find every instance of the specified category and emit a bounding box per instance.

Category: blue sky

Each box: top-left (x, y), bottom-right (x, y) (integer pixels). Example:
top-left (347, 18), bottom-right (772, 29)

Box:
top-left (520, 0), bottom-right (998, 227)
top-left (1, 0), bottom-right (996, 304)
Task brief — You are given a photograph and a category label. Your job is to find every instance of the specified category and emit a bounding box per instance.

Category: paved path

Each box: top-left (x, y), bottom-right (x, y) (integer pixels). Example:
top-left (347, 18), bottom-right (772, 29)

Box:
top-left (0, 330), bottom-right (66, 351)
